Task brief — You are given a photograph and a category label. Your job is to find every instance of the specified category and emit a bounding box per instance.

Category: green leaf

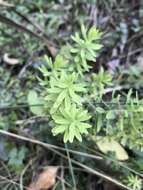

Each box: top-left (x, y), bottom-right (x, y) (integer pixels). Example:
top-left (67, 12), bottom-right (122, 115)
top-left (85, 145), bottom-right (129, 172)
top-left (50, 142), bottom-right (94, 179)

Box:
top-left (69, 123), bottom-right (76, 143)
top-left (64, 95), bottom-right (71, 110)
top-left (79, 123), bottom-right (91, 133)
top-left (75, 128), bottom-right (82, 142)
top-left (52, 125), bottom-right (67, 135)
top-left (44, 55), bottom-right (53, 69)
top-left (50, 90), bottom-right (67, 114)
top-left (64, 130), bottom-right (70, 143)
top-left (96, 115), bottom-right (102, 132)
top-left (88, 27), bottom-right (102, 41)
top-left (48, 88), bottom-right (61, 94)
top-left (70, 48), bottom-right (79, 53)
top-left (81, 24), bottom-right (87, 39)
top-left (77, 110), bottom-right (91, 121)
top-left (90, 44), bottom-right (103, 50)
top-left (39, 65), bottom-right (50, 77)
top-left (73, 84), bottom-right (86, 92)
top-left (27, 90), bottom-right (44, 115)
top-left (69, 89), bottom-right (81, 104)
top-left (96, 107), bottom-right (105, 114)
top-left (8, 147), bottom-right (27, 173)
top-left (52, 115), bottom-right (69, 124)
top-left (54, 54), bottom-right (64, 69)
top-left (106, 110), bottom-right (115, 120)
top-left (127, 89), bottom-right (133, 103)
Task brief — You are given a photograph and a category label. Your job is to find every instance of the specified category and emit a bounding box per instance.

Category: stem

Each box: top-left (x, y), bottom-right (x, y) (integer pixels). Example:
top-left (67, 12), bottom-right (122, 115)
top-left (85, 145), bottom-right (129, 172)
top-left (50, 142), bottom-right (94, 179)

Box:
top-left (65, 143), bottom-right (77, 190)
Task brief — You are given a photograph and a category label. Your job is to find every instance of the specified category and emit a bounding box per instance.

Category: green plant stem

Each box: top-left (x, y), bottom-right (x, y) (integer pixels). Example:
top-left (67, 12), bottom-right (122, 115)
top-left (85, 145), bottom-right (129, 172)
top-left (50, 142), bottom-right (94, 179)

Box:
top-left (65, 143), bottom-right (77, 190)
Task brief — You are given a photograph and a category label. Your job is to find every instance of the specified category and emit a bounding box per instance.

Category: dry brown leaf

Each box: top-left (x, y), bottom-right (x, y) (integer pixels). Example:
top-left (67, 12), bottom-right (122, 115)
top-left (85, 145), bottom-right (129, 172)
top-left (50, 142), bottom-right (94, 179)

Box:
top-left (27, 166), bottom-right (58, 190)
top-left (48, 46), bottom-right (57, 57)
top-left (3, 53), bottom-right (19, 65)
top-left (0, 0), bottom-right (14, 7)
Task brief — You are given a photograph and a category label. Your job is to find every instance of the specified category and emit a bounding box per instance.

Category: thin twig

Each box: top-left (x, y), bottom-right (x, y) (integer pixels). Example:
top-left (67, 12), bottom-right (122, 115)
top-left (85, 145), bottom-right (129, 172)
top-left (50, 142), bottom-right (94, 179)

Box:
top-left (65, 144), bottom-right (77, 190)
top-left (0, 129), bottom-right (101, 160)
top-left (0, 175), bottom-right (27, 189)
top-left (20, 160), bottom-right (33, 190)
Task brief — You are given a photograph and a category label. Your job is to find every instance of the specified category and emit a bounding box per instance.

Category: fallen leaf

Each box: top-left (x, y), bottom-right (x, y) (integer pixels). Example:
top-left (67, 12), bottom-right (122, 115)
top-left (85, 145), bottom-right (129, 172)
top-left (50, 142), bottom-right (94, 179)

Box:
top-left (27, 166), bottom-right (58, 190)
top-left (3, 53), bottom-right (19, 65)
top-left (96, 137), bottom-right (128, 161)
top-left (48, 45), bottom-right (57, 57)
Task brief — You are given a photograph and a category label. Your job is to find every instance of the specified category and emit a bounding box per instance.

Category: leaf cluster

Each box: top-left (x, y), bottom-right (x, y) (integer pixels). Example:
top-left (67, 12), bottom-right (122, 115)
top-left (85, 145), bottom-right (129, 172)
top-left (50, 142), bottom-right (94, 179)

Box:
top-left (70, 25), bottom-right (103, 74)
top-left (29, 25), bottom-right (103, 142)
